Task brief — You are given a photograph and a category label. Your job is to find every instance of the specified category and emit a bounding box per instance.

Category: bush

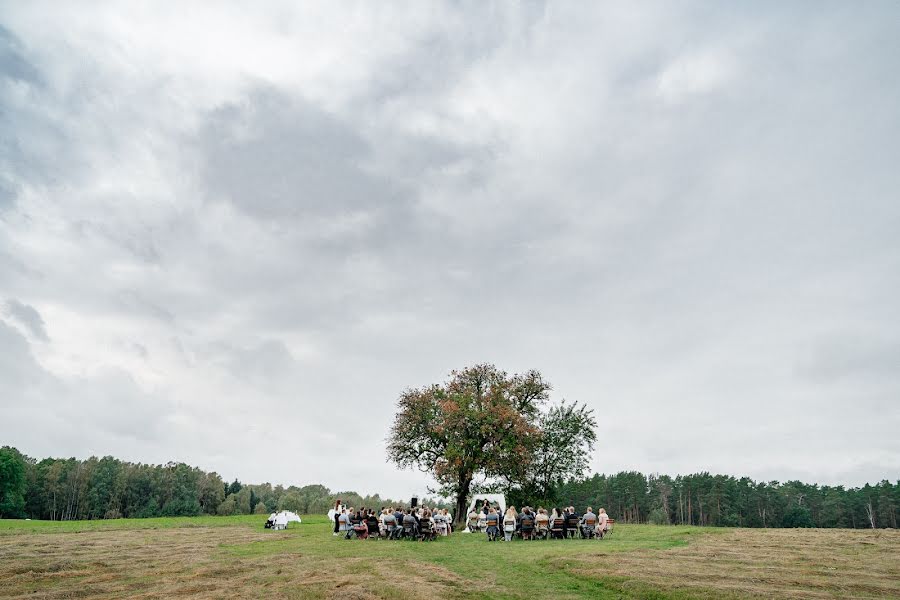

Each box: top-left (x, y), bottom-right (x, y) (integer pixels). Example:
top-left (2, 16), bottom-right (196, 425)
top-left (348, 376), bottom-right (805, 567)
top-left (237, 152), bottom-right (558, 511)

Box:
top-left (217, 495), bottom-right (237, 516)
top-left (648, 508), bottom-right (670, 525)
top-left (782, 505), bottom-right (814, 528)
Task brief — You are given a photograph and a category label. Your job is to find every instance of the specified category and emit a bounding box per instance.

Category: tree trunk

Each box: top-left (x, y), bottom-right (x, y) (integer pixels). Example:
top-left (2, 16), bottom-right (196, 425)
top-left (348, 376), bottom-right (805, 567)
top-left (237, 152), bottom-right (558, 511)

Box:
top-left (454, 475), bottom-right (472, 526)
top-left (866, 501), bottom-right (876, 529)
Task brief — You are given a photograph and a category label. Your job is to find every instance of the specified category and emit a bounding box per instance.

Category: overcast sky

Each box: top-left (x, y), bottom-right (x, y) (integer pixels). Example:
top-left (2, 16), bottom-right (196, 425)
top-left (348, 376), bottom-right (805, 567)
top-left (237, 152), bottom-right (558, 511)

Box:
top-left (1, 2), bottom-right (898, 499)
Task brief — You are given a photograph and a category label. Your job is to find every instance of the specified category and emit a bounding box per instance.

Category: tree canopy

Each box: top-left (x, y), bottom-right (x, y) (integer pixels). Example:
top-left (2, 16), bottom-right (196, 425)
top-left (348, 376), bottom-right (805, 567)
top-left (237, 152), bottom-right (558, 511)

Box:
top-left (0, 446), bottom-right (27, 518)
top-left (386, 364), bottom-right (597, 522)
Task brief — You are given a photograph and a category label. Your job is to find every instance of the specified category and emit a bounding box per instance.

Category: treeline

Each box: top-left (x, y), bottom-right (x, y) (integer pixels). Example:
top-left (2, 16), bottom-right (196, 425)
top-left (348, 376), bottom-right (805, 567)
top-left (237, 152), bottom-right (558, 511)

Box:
top-left (0, 447), bottom-right (401, 520)
top-left (2, 447), bottom-right (896, 528)
top-left (555, 471), bottom-right (898, 529)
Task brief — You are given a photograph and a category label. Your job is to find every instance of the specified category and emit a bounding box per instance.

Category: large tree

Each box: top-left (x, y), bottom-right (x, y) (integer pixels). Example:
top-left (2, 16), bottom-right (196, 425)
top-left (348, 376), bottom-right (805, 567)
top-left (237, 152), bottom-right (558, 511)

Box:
top-left (386, 364), bottom-right (597, 523)
top-left (0, 446), bottom-right (27, 518)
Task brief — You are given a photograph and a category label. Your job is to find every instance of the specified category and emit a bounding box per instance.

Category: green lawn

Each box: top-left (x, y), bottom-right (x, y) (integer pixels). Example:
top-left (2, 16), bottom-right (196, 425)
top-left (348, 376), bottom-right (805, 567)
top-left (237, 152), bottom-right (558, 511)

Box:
top-left (1, 515), bottom-right (897, 599)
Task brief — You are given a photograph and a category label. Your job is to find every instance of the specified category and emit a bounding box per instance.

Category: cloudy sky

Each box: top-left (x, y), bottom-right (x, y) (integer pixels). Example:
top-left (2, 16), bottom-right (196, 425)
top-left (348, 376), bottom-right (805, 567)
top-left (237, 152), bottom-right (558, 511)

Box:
top-left (1, 2), bottom-right (898, 499)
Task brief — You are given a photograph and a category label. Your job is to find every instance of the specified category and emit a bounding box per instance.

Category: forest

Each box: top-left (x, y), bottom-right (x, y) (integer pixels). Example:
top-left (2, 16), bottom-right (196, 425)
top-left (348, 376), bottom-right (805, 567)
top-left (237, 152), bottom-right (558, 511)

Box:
top-left (1, 446), bottom-right (896, 528)
top-left (552, 471), bottom-right (897, 529)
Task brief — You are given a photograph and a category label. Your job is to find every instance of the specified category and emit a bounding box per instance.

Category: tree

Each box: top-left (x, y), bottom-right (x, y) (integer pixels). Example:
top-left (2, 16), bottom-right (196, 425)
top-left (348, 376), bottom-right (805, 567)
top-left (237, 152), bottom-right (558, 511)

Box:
top-left (387, 364), bottom-right (596, 524)
top-left (216, 495), bottom-right (237, 516)
top-left (504, 401), bottom-right (596, 507)
top-left (0, 447), bottom-right (27, 518)
top-left (782, 504), bottom-right (814, 528)
top-left (277, 492), bottom-right (304, 512)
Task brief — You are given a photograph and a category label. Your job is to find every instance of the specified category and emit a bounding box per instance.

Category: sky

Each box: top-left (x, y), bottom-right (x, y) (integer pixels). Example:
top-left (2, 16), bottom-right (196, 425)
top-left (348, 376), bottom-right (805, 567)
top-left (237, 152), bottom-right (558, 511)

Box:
top-left (1, 1), bottom-right (898, 500)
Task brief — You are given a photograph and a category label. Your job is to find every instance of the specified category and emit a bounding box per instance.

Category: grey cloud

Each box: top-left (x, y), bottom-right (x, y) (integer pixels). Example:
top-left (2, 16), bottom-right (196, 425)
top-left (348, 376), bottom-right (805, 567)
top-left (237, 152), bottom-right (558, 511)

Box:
top-left (200, 90), bottom-right (404, 221)
top-left (3, 298), bottom-right (49, 341)
top-left (0, 3), bottom-right (897, 493)
top-left (0, 24), bottom-right (41, 85)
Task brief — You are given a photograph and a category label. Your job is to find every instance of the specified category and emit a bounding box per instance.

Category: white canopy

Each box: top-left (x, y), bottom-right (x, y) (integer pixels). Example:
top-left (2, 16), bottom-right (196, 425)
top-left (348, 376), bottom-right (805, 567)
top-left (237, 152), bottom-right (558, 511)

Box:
top-left (271, 510), bottom-right (301, 527)
top-left (280, 510), bottom-right (302, 523)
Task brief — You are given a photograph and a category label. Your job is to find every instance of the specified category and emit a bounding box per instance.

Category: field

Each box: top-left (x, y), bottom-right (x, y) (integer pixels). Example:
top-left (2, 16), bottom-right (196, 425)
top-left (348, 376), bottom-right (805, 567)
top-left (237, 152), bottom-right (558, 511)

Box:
top-left (1, 516), bottom-right (898, 599)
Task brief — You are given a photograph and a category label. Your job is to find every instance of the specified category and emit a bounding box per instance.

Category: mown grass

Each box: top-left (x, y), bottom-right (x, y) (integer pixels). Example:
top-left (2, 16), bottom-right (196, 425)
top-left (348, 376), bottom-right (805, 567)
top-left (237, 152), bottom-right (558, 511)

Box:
top-left (1, 514), bottom-right (897, 599)
top-left (0, 514), bottom-right (262, 535)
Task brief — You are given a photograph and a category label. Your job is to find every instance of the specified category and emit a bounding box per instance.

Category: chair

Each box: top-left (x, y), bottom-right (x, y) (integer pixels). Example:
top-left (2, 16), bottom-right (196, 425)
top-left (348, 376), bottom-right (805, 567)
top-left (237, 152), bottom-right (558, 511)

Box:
top-left (581, 517), bottom-right (596, 539)
top-left (435, 519), bottom-right (449, 537)
top-left (520, 516), bottom-right (535, 540)
top-left (366, 518), bottom-right (380, 539)
top-left (534, 519), bottom-right (549, 540)
top-left (566, 515), bottom-right (580, 538)
top-left (550, 518), bottom-right (565, 539)
top-left (402, 521), bottom-right (417, 539)
top-left (419, 520), bottom-right (436, 541)
top-left (599, 518), bottom-right (614, 538)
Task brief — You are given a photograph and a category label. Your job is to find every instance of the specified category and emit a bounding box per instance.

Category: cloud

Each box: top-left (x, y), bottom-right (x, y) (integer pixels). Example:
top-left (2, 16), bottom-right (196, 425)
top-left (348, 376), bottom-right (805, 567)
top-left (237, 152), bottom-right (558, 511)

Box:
top-left (0, 2), bottom-right (897, 495)
top-left (3, 298), bottom-right (49, 341)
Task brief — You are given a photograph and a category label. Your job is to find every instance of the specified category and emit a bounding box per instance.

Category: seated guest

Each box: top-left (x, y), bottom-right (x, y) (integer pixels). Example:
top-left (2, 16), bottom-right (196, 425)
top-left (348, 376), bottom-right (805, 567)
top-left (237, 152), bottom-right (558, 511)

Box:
top-left (402, 509), bottom-right (418, 536)
top-left (580, 506), bottom-right (597, 538)
top-left (519, 507), bottom-right (536, 540)
top-left (485, 507), bottom-right (500, 541)
top-left (503, 506), bottom-right (518, 542)
top-left (535, 508), bottom-right (550, 537)
top-left (566, 507), bottom-right (580, 538)
top-left (554, 507), bottom-right (567, 537)
top-left (597, 508), bottom-right (610, 539)
top-left (366, 511), bottom-right (380, 536)
top-left (393, 506), bottom-right (404, 526)
top-left (338, 509), bottom-right (352, 539)
top-left (467, 507), bottom-right (480, 531)
top-left (381, 508), bottom-right (396, 535)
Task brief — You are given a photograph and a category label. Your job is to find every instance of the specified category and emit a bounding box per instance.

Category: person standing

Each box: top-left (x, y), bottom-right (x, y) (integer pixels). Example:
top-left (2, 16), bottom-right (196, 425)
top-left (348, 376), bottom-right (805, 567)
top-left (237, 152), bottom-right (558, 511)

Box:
top-left (332, 499), bottom-right (343, 536)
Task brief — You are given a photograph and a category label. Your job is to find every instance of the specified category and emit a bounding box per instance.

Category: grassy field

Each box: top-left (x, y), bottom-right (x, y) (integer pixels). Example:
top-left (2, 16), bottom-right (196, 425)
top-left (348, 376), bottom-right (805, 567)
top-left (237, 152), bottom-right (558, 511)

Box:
top-left (1, 515), bottom-right (898, 599)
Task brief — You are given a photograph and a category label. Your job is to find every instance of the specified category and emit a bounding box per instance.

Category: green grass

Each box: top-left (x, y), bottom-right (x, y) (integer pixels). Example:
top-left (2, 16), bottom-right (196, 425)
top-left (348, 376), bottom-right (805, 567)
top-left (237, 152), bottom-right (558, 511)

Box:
top-left (0, 513), bottom-right (263, 534)
top-left (218, 516), bottom-right (712, 599)
top-left (2, 514), bottom-right (896, 599)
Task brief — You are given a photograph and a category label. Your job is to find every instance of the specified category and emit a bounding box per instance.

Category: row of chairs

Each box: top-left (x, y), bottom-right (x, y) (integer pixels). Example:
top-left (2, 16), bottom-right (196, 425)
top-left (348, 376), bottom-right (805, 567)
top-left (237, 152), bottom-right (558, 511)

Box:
top-left (474, 516), bottom-right (614, 540)
top-left (347, 520), bottom-right (444, 541)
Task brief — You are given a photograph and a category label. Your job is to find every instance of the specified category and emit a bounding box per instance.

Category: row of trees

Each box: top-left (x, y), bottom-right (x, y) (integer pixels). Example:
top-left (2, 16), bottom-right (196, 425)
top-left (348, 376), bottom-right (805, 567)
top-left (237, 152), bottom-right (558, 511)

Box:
top-left (0, 447), bottom-right (400, 520)
top-left (556, 471), bottom-right (898, 529)
top-left (2, 446), bottom-right (895, 528)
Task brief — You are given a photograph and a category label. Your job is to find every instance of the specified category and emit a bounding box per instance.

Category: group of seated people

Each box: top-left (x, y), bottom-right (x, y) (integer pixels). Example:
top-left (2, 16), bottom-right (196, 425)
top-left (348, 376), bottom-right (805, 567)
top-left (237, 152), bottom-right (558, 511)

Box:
top-left (335, 504), bottom-right (454, 541)
top-left (468, 502), bottom-right (611, 541)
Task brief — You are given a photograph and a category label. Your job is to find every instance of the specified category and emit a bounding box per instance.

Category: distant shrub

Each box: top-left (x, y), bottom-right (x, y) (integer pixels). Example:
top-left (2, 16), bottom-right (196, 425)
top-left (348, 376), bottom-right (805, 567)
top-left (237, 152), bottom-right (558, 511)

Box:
top-left (217, 496), bottom-right (236, 516)
top-left (648, 508), bottom-right (669, 525)
top-left (782, 505), bottom-right (814, 528)
top-left (720, 513), bottom-right (741, 527)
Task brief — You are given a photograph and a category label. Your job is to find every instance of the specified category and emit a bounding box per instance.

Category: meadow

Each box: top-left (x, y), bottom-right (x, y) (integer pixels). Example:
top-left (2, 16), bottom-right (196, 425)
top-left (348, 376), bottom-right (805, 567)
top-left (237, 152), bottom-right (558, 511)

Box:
top-left (1, 515), bottom-right (898, 599)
